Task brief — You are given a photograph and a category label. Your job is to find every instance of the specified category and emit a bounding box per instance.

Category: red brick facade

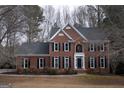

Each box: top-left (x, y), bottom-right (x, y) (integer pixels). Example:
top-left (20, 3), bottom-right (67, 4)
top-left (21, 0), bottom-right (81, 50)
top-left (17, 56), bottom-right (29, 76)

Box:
top-left (16, 24), bottom-right (110, 74)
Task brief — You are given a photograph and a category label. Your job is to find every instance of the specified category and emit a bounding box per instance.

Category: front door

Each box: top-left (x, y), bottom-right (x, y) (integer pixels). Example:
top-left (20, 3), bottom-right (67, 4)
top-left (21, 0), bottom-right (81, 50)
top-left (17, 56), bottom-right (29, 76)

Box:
top-left (74, 53), bottom-right (85, 69)
top-left (77, 57), bottom-right (82, 68)
top-left (75, 56), bottom-right (83, 69)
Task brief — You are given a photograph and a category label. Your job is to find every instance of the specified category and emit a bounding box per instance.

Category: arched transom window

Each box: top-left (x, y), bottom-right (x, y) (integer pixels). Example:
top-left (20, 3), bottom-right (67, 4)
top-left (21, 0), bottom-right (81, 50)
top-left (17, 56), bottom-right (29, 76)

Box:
top-left (76, 44), bottom-right (82, 52)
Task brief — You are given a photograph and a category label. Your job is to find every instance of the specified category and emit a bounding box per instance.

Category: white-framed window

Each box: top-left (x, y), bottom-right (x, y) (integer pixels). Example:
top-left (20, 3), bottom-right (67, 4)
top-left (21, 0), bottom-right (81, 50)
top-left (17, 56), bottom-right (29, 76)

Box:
top-left (23, 58), bottom-right (30, 69)
top-left (39, 58), bottom-right (45, 69)
top-left (90, 57), bottom-right (95, 68)
top-left (100, 43), bottom-right (105, 52)
top-left (64, 42), bottom-right (69, 51)
top-left (54, 57), bottom-right (59, 69)
top-left (64, 57), bottom-right (69, 69)
top-left (90, 43), bottom-right (94, 52)
top-left (54, 42), bottom-right (59, 51)
top-left (100, 56), bottom-right (105, 68)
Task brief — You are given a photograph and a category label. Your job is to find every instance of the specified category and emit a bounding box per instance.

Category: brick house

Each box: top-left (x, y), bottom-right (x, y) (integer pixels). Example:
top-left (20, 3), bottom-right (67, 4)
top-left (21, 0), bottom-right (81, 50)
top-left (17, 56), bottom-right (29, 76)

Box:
top-left (15, 24), bottom-right (110, 74)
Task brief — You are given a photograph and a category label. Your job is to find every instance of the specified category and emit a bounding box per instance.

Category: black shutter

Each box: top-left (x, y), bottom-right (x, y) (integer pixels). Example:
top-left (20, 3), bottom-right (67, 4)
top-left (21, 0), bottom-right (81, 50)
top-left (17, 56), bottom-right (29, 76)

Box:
top-left (88, 57), bottom-right (90, 68)
top-left (44, 58), bottom-right (45, 67)
top-left (105, 56), bottom-right (107, 68)
top-left (69, 57), bottom-right (71, 68)
top-left (95, 57), bottom-right (97, 68)
top-left (52, 57), bottom-right (54, 67)
top-left (62, 57), bottom-right (64, 68)
top-left (69, 42), bottom-right (71, 51)
top-left (98, 56), bottom-right (100, 67)
top-left (37, 58), bottom-right (39, 68)
top-left (63, 43), bottom-right (64, 51)
top-left (52, 43), bottom-right (54, 51)
top-left (22, 58), bottom-right (24, 68)
top-left (28, 59), bottom-right (30, 68)
top-left (59, 57), bottom-right (61, 68)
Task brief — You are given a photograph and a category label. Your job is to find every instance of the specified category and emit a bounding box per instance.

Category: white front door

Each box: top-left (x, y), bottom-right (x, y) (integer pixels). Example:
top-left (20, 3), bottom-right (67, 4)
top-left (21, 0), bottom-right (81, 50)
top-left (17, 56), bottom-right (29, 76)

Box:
top-left (74, 53), bottom-right (85, 69)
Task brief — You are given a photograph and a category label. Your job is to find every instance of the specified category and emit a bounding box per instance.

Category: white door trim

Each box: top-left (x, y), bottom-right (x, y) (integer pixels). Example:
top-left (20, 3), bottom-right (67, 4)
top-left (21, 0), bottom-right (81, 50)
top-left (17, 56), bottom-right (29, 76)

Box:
top-left (74, 53), bottom-right (85, 69)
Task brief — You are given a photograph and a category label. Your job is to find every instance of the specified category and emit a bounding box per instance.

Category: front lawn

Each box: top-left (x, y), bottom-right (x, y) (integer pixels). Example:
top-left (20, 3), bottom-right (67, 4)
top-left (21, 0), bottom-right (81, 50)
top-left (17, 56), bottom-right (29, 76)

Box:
top-left (0, 74), bottom-right (124, 88)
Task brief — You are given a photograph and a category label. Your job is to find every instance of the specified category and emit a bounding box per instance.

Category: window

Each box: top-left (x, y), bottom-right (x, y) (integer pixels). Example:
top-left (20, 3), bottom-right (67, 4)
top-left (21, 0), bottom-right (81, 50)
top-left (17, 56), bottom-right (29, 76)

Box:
top-left (64, 43), bottom-right (69, 51)
top-left (66, 26), bottom-right (71, 29)
top-left (100, 56), bottom-right (105, 68)
top-left (54, 57), bottom-right (59, 69)
top-left (90, 43), bottom-right (94, 52)
top-left (90, 57), bottom-right (95, 68)
top-left (76, 44), bottom-right (82, 52)
top-left (39, 58), bottom-right (45, 69)
top-left (54, 42), bottom-right (59, 51)
top-left (100, 43), bottom-right (105, 52)
top-left (23, 58), bottom-right (30, 69)
top-left (64, 57), bottom-right (69, 69)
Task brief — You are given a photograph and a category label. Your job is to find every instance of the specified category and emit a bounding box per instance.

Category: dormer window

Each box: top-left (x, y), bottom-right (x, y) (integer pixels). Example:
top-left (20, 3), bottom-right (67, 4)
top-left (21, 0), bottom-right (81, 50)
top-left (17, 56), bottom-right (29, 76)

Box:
top-left (64, 43), bottom-right (69, 51)
top-left (90, 43), bottom-right (94, 52)
top-left (54, 42), bottom-right (59, 51)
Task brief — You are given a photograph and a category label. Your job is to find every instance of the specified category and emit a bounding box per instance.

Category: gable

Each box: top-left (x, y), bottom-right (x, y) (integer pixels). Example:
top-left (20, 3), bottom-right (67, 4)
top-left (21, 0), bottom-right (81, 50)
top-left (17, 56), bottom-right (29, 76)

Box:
top-left (63, 24), bottom-right (88, 41)
top-left (50, 29), bottom-right (74, 42)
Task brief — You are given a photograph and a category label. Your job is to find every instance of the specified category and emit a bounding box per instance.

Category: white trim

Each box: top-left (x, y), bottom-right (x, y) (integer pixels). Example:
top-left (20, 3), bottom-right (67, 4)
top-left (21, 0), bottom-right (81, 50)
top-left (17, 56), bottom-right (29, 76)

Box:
top-left (54, 42), bottom-right (59, 52)
top-left (54, 57), bottom-right (59, 69)
top-left (50, 29), bottom-right (62, 41)
top-left (64, 57), bottom-right (69, 69)
top-left (65, 26), bottom-right (71, 29)
top-left (64, 42), bottom-right (69, 52)
top-left (15, 54), bottom-right (49, 57)
top-left (100, 56), bottom-right (105, 68)
top-left (74, 53), bottom-right (85, 69)
top-left (39, 58), bottom-right (44, 69)
top-left (90, 56), bottom-right (95, 69)
top-left (62, 30), bottom-right (74, 41)
top-left (50, 24), bottom-right (70, 41)
top-left (23, 58), bottom-right (29, 69)
top-left (90, 43), bottom-right (95, 52)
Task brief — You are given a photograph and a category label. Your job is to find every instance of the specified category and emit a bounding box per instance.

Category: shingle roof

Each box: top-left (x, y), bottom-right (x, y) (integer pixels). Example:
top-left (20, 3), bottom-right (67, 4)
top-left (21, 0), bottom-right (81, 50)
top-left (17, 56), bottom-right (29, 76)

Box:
top-left (50, 26), bottom-right (60, 38)
top-left (50, 24), bottom-right (107, 40)
top-left (74, 25), bottom-right (107, 40)
top-left (15, 42), bottom-right (49, 55)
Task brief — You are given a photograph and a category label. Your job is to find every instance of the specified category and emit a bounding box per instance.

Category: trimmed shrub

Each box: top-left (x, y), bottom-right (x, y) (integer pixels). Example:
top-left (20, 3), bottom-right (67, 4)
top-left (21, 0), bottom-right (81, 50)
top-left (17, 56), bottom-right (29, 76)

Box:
top-left (115, 62), bottom-right (124, 75)
top-left (23, 69), bottom-right (30, 74)
top-left (46, 69), bottom-right (58, 75)
top-left (84, 69), bottom-right (94, 74)
top-left (64, 69), bottom-right (78, 75)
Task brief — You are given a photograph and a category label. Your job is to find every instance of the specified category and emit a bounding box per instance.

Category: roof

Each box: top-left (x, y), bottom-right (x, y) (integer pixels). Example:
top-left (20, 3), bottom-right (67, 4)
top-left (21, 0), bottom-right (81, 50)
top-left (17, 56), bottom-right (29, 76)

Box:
top-left (75, 25), bottom-right (107, 40)
top-left (15, 42), bottom-right (49, 55)
top-left (50, 24), bottom-right (107, 40)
